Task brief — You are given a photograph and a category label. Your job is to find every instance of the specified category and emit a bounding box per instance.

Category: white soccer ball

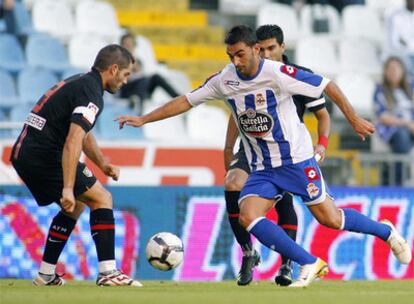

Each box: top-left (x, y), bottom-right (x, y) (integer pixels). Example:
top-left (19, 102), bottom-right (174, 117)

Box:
top-left (146, 232), bottom-right (184, 271)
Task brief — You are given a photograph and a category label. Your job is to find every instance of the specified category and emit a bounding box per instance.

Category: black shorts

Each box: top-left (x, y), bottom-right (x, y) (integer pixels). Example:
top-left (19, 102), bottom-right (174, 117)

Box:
top-left (229, 142), bottom-right (251, 174)
top-left (12, 160), bottom-right (97, 206)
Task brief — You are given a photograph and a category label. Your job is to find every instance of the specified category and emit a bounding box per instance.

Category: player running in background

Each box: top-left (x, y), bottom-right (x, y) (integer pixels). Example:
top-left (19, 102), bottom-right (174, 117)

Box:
top-left (223, 24), bottom-right (331, 286)
top-left (116, 25), bottom-right (412, 288)
top-left (10, 45), bottom-right (142, 287)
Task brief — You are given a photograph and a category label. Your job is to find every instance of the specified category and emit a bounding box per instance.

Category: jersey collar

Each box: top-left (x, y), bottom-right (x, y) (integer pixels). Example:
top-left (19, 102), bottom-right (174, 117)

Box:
top-left (236, 59), bottom-right (264, 81)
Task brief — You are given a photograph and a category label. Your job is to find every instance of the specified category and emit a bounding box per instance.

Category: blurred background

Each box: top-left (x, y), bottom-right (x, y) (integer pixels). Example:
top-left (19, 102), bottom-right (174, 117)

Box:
top-left (0, 0), bottom-right (413, 282)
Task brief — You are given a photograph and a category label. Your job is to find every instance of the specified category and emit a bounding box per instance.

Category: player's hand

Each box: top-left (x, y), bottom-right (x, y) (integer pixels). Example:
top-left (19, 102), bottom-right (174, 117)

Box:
top-left (313, 144), bottom-right (326, 164)
top-left (60, 188), bottom-right (75, 213)
top-left (103, 164), bottom-right (120, 181)
top-left (350, 116), bottom-right (375, 141)
top-left (115, 115), bottom-right (145, 129)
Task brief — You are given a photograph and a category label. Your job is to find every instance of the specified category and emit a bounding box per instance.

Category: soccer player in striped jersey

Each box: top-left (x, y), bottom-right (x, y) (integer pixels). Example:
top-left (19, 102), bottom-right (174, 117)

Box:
top-left (223, 24), bottom-right (331, 286)
top-left (117, 25), bottom-right (412, 288)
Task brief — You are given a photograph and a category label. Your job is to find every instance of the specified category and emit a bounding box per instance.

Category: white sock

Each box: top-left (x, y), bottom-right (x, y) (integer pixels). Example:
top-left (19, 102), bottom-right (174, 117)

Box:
top-left (98, 260), bottom-right (116, 274)
top-left (39, 261), bottom-right (56, 275)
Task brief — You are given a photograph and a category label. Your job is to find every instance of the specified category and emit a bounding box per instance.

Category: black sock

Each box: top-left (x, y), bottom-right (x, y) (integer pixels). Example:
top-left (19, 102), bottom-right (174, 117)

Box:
top-left (225, 191), bottom-right (252, 252)
top-left (90, 208), bottom-right (115, 262)
top-left (275, 194), bottom-right (298, 266)
top-left (42, 212), bottom-right (76, 265)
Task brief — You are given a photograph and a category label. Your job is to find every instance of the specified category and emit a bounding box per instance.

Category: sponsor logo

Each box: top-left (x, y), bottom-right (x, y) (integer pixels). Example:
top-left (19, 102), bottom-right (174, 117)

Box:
top-left (87, 102), bottom-right (99, 115)
top-left (281, 65), bottom-right (297, 77)
top-left (224, 80), bottom-right (240, 86)
top-left (238, 108), bottom-right (274, 138)
top-left (83, 167), bottom-right (93, 178)
top-left (48, 238), bottom-right (63, 243)
top-left (25, 113), bottom-right (46, 131)
top-left (306, 183), bottom-right (320, 198)
top-left (304, 167), bottom-right (320, 181)
top-left (255, 93), bottom-right (266, 106)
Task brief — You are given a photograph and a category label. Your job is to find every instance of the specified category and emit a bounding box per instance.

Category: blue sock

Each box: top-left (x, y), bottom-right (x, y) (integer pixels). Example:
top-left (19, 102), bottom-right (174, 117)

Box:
top-left (248, 217), bottom-right (316, 265)
top-left (342, 208), bottom-right (391, 241)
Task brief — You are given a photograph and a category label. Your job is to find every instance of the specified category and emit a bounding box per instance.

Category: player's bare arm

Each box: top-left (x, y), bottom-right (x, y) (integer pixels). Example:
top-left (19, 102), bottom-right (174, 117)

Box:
top-left (324, 81), bottom-right (375, 141)
top-left (61, 123), bottom-right (86, 213)
top-left (82, 132), bottom-right (119, 181)
top-left (116, 95), bottom-right (192, 129)
top-left (224, 116), bottom-right (239, 171)
top-left (313, 107), bottom-right (331, 163)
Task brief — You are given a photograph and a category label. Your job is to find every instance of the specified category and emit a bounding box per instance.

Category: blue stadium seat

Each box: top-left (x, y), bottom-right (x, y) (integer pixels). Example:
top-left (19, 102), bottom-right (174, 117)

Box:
top-left (61, 67), bottom-right (86, 80)
top-left (96, 103), bottom-right (144, 140)
top-left (9, 103), bottom-right (34, 137)
top-left (14, 2), bottom-right (34, 35)
top-left (26, 34), bottom-right (71, 73)
top-left (0, 34), bottom-right (26, 74)
top-left (0, 108), bottom-right (11, 138)
top-left (0, 69), bottom-right (20, 111)
top-left (17, 67), bottom-right (58, 104)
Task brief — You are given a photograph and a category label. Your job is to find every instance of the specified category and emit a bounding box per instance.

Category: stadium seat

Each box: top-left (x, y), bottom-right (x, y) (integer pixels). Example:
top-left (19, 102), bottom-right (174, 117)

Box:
top-left (17, 67), bottom-right (59, 104)
top-left (342, 5), bottom-right (383, 45)
top-left (0, 34), bottom-right (26, 74)
top-left (32, 0), bottom-right (75, 42)
top-left (366, 0), bottom-right (404, 16)
top-left (335, 73), bottom-right (376, 119)
top-left (75, 0), bottom-right (122, 43)
top-left (219, 0), bottom-right (271, 15)
top-left (97, 103), bottom-right (144, 140)
top-left (295, 37), bottom-right (339, 77)
top-left (61, 67), bottom-right (86, 80)
top-left (13, 1), bottom-right (34, 36)
top-left (186, 104), bottom-right (228, 145)
top-left (0, 109), bottom-right (11, 138)
top-left (142, 103), bottom-right (187, 140)
top-left (68, 34), bottom-right (107, 69)
top-left (257, 3), bottom-right (300, 47)
top-left (0, 69), bottom-right (20, 110)
top-left (26, 34), bottom-right (71, 73)
top-left (300, 4), bottom-right (341, 41)
top-left (339, 39), bottom-right (381, 76)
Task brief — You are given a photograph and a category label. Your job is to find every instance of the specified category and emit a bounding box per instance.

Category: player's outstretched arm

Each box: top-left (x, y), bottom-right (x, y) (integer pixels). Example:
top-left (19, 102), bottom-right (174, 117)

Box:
top-left (224, 116), bottom-right (239, 171)
top-left (313, 108), bottom-right (331, 163)
top-left (324, 81), bottom-right (375, 141)
top-left (82, 132), bottom-right (119, 181)
top-left (116, 95), bottom-right (192, 129)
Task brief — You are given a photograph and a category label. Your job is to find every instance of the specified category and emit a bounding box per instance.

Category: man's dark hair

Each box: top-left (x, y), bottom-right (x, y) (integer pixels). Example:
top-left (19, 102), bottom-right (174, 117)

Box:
top-left (93, 44), bottom-right (135, 71)
top-left (256, 24), bottom-right (284, 45)
top-left (224, 25), bottom-right (257, 46)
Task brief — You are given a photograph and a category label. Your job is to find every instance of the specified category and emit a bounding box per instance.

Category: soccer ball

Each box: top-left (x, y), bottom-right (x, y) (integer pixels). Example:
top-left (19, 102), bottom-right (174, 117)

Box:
top-left (146, 232), bottom-right (184, 271)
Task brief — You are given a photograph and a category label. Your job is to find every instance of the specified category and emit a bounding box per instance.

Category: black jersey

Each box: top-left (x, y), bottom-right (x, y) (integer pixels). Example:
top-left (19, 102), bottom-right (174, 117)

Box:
top-left (11, 68), bottom-right (104, 165)
top-left (283, 55), bottom-right (326, 122)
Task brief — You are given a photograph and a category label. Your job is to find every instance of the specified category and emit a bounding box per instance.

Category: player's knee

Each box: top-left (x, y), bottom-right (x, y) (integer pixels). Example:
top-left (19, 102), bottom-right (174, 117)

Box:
top-left (238, 211), bottom-right (256, 229)
top-left (224, 175), bottom-right (244, 191)
top-left (96, 189), bottom-right (113, 209)
top-left (317, 215), bottom-right (342, 230)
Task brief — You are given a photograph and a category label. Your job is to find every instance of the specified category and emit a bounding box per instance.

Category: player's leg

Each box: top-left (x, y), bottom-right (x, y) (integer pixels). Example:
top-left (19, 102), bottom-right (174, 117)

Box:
top-left (274, 193), bottom-right (297, 286)
top-left (225, 150), bottom-right (260, 286)
top-left (308, 196), bottom-right (412, 264)
top-left (33, 201), bottom-right (86, 286)
top-left (77, 179), bottom-right (142, 287)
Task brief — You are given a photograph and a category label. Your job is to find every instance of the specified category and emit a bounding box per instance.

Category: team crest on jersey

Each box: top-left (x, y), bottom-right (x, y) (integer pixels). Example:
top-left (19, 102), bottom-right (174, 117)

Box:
top-left (304, 167), bottom-right (320, 181)
top-left (281, 65), bottom-right (297, 77)
top-left (87, 102), bottom-right (99, 115)
top-left (306, 183), bottom-right (320, 198)
top-left (238, 108), bottom-right (274, 138)
top-left (255, 93), bottom-right (266, 106)
top-left (83, 167), bottom-right (93, 178)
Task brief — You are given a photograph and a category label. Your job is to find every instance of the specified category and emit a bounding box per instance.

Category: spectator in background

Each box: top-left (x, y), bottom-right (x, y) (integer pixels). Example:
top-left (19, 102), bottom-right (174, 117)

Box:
top-left (374, 56), bottom-right (414, 185)
top-left (0, 0), bottom-right (16, 34)
top-left (384, 0), bottom-right (414, 76)
top-left (119, 33), bottom-right (180, 113)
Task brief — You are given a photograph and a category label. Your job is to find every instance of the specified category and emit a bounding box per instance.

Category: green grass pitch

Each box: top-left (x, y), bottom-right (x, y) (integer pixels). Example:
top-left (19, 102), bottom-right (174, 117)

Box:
top-left (1, 280), bottom-right (413, 304)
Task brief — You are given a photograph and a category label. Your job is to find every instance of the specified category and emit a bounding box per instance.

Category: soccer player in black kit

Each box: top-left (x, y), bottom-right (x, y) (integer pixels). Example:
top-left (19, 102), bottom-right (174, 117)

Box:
top-left (10, 45), bottom-right (142, 287)
top-left (223, 25), bottom-right (331, 286)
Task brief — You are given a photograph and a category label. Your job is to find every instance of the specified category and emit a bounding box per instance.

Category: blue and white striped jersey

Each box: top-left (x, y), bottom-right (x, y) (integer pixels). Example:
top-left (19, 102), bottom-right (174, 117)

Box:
top-left (186, 59), bottom-right (331, 172)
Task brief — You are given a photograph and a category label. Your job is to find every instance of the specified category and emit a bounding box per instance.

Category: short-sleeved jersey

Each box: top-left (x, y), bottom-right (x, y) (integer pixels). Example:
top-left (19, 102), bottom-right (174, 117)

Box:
top-left (186, 59), bottom-right (330, 171)
top-left (11, 68), bottom-right (104, 165)
top-left (283, 55), bottom-right (326, 121)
